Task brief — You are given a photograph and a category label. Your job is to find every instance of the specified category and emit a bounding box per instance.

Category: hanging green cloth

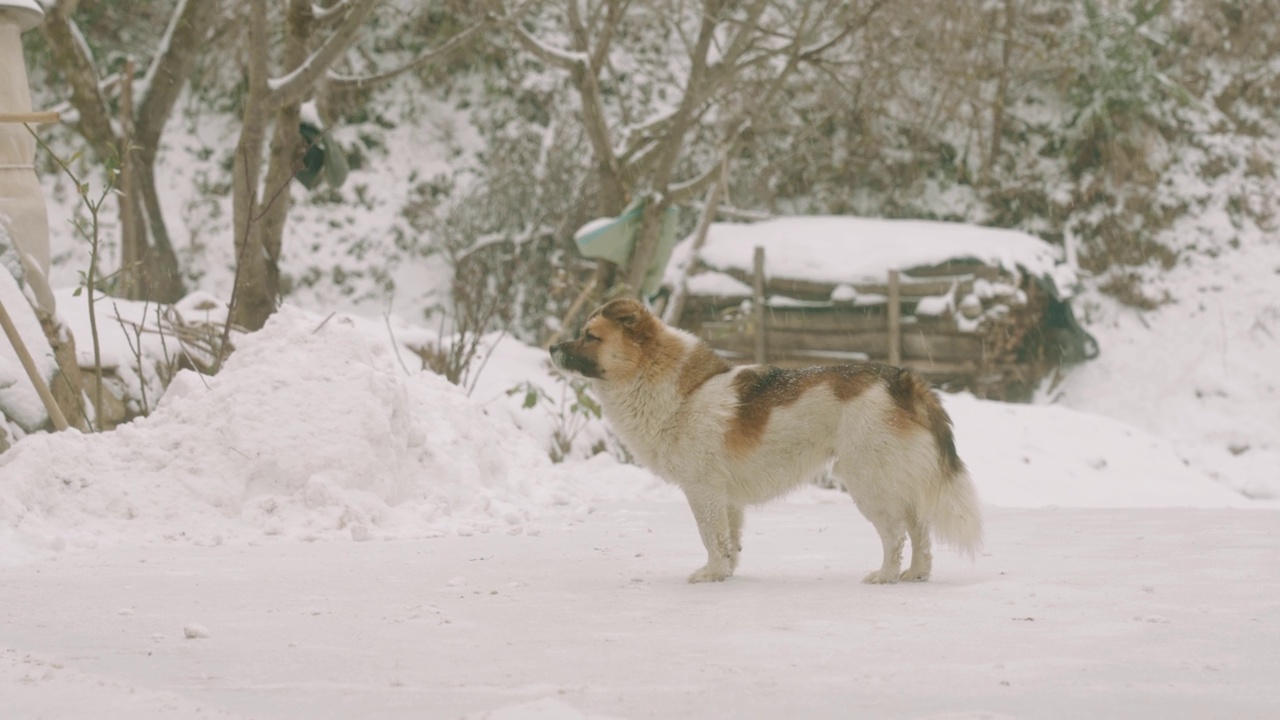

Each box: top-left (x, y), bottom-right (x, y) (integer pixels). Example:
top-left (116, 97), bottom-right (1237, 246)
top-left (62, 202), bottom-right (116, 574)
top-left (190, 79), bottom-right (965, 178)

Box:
top-left (573, 197), bottom-right (679, 298)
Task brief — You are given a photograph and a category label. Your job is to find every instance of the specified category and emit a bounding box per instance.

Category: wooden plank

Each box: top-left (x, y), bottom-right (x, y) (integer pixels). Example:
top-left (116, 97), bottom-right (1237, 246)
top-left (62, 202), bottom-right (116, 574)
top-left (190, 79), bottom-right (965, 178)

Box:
top-left (764, 306), bottom-right (887, 333)
top-left (698, 321), bottom-right (750, 346)
top-left (764, 274), bottom-right (976, 302)
top-left (784, 328), bottom-right (888, 353)
top-left (842, 275), bottom-right (976, 299)
top-left (762, 353), bottom-right (981, 376)
top-left (887, 270), bottom-right (901, 365)
top-left (704, 326), bottom-right (985, 363)
top-left (752, 247), bottom-right (766, 364)
top-left (0, 298), bottom-right (70, 431)
top-left (0, 110), bottom-right (60, 124)
top-left (903, 259), bottom-right (1006, 280)
top-left (901, 330), bottom-right (985, 362)
top-left (732, 326), bottom-right (977, 361)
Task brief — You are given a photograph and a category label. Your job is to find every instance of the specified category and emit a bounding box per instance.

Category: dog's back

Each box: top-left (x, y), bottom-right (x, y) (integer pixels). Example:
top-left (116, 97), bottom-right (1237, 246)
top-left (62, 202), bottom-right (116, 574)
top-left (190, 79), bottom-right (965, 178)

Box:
top-left (708, 361), bottom-right (983, 582)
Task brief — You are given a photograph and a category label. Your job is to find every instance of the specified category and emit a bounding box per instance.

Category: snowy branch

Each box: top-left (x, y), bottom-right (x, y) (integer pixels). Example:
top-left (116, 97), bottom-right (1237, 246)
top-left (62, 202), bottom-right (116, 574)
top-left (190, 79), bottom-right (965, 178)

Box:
top-left (266, 0), bottom-right (381, 113)
top-left (326, 19), bottom-right (488, 93)
top-left (509, 23), bottom-right (590, 69)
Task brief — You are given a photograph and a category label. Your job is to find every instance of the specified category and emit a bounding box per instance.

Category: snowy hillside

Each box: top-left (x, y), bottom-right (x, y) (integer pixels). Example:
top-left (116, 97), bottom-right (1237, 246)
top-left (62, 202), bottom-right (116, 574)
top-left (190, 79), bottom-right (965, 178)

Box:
top-left (1053, 238), bottom-right (1280, 500)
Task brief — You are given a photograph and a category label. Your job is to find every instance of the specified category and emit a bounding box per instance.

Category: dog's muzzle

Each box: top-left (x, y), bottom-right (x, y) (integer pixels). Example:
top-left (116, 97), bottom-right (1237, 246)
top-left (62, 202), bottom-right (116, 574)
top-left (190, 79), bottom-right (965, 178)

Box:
top-left (549, 342), bottom-right (601, 378)
top-left (549, 344), bottom-right (569, 369)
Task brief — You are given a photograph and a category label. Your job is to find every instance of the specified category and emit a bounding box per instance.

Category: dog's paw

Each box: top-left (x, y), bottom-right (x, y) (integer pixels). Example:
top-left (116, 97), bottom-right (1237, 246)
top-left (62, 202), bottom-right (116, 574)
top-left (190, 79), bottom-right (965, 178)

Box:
top-left (688, 565), bottom-right (732, 583)
top-left (899, 567), bottom-right (930, 582)
top-left (862, 569), bottom-right (901, 585)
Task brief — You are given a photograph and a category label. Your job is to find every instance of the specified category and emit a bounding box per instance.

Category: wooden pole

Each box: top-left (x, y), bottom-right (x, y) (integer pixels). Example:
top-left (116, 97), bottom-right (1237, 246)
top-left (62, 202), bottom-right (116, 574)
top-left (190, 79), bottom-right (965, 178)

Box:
top-left (0, 297), bottom-right (70, 431)
top-left (887, 269), bottom-right (902, 366)
top-left (0, 111), bottom-right (60, 124)
top-left (752, 246), bottom-right (766, 365)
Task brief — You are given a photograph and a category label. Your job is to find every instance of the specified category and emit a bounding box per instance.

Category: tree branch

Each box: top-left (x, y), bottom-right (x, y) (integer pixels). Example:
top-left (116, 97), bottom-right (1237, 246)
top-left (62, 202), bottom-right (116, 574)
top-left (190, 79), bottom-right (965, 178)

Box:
top-left (134, 0), bottom-right (218, 153)
top-left (508, 22), bottom-right (589, 68)
top-left (797, 0), bottom-right (891, 62)
top-left (266, 0), bottom-right (381, 113)
top-left (39, 4), bottom-right (116, 158)
top-left (326, 19), bottom-right (488, 93)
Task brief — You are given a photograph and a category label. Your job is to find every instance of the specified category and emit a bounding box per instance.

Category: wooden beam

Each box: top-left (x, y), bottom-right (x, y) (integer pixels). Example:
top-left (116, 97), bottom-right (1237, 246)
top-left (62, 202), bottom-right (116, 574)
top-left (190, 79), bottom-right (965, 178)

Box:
top-left (752, 246), bottom-right (766, 365)
top-left (0, 111), bottom-right (60, 124)
top-left (0, 297), bottom-right (70, 432)
top-left (887, 270), bottom-right (901, 366)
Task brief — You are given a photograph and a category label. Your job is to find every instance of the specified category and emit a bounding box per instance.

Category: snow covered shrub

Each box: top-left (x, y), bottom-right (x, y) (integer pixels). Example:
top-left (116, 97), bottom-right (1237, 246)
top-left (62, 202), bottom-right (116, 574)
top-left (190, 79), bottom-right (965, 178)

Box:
top-left (507, 378), bottom-right (604, 463)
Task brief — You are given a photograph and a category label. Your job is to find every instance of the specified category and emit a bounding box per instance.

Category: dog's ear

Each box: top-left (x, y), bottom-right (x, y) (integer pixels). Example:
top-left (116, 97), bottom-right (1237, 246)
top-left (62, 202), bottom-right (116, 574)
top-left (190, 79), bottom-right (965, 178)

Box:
top-left (601, 298), bottom-right (648, 329)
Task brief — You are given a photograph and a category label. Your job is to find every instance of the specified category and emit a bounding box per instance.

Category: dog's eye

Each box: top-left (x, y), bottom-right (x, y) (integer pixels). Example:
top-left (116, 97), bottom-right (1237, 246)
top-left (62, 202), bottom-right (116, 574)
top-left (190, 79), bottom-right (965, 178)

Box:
top-left (583, 332), bottom-right (600, 343)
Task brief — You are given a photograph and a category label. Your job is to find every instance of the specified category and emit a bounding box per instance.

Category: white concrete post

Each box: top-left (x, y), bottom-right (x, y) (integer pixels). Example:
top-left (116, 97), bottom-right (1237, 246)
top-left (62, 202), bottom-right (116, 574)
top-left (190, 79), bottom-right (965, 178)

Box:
top-left (0, 0), bottom-right (55, 315)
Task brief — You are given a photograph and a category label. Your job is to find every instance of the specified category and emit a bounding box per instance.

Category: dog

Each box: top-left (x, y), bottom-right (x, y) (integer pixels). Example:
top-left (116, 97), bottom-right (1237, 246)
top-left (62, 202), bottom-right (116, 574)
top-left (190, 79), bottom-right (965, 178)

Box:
top-left (550, 298), bottom-right (983, 584)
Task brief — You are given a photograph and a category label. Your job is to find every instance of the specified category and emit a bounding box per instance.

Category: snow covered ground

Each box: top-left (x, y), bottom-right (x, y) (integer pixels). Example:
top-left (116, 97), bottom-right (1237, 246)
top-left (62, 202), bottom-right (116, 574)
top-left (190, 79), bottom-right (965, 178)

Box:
top-left (2, 503), bottom-right (1278, 720)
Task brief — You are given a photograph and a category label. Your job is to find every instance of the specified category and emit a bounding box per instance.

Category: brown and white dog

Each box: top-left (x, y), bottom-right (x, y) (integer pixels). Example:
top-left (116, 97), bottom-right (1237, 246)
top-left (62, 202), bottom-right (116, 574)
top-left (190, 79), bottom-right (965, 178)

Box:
top-left (550, 298), bottom-right (983, 584)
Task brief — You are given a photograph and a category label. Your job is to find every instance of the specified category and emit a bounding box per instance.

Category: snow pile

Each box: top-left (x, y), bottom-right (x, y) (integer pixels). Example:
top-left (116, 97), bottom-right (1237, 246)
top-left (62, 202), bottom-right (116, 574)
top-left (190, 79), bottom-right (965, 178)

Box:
top-left (945, 394), bottom-right (1252, 508)
top-left (0, 306), bottom-right (596, 553)
top-left (0, 264), bottom-right (56, 433)
top-left (667, 216), bottom-right (1073, 288)
top-left (1054, 240), bottom-right (1280, 500)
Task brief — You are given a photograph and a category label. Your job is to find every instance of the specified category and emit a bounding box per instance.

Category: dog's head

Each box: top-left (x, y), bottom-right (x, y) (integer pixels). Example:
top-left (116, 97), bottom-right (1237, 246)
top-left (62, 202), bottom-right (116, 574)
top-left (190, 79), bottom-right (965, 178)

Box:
top-left (550, 298), bottom-right (658, 382)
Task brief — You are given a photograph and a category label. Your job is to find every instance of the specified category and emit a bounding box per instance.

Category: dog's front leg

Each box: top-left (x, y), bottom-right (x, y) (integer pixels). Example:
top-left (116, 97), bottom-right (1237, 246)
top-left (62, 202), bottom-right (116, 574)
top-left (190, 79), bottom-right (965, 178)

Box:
top-left (683, 487), bottom-right (735, 583)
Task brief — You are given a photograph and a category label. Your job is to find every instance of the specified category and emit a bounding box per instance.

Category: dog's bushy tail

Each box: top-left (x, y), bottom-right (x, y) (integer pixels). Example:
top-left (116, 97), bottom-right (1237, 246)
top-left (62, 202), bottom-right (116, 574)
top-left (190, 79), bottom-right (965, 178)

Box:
top-left (926, 466), bottom-right (984, 558)
top-left (916, 383), bottom-right (984, 557)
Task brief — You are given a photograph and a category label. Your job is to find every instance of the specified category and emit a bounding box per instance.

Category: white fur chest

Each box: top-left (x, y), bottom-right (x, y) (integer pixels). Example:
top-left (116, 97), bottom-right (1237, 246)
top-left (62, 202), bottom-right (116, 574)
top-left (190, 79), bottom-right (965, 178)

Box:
top-left (595, 380), bottom-right (685, 472)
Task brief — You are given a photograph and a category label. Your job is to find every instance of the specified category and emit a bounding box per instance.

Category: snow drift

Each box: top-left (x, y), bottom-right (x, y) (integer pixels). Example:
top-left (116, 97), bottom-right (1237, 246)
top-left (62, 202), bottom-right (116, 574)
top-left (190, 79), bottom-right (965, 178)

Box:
top-left (0, 307), bottom-right (587, 553)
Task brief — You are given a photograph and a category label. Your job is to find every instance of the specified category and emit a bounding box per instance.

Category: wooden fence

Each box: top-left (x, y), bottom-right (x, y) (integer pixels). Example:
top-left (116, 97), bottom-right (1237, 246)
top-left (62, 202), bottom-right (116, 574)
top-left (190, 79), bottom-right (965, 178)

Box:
top-left (675, 247), bottom-right (1054, 399)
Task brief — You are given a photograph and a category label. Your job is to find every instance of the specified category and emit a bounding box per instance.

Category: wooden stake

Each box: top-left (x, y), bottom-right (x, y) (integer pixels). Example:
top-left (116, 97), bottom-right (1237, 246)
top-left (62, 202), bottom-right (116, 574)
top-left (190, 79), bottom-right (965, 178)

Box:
top-left (0, 111), bottom-right (60, 124)
top-left (887, 269), bottom-right (902, 366)
top-left (753, 246), bottom-right (767, 365)
top-left (0, 297), bottom-right (70, 432)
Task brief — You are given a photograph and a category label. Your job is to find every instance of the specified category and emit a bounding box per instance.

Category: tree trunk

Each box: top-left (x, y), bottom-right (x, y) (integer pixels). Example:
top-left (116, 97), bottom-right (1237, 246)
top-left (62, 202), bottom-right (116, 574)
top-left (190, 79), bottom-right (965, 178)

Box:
top-left (230, 0), bottom-right (273, 330)
top-left (41, 0), bottom-right (213, 304)
top-left (129, 158), bottom-right (185, 302)
top-left (231, 0), bottom-right (381, 330)
top-left (985, 0), bottom-right (1016, 183)
top-left (622, 1), bottom-right (722, 294)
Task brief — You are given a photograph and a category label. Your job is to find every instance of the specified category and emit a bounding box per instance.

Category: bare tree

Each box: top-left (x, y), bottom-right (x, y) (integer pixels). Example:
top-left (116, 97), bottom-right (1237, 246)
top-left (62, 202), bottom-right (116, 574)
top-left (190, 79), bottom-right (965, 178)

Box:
top-left (492, 0), bottom-right (887, 303)
top-left (40, 0), bottom-right (220, 302)
top-left (230, 0), bottom-right (488, 330)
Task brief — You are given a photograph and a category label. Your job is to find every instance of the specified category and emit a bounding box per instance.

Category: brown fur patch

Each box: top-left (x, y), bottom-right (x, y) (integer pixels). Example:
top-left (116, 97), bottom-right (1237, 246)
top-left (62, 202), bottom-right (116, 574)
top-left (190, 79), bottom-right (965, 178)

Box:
top-left (886, 367), bottom-right (965, 475)
top-left (677, 344), bottom-right (731, 397)
top-left (725, 365), bottom-right (880, 456)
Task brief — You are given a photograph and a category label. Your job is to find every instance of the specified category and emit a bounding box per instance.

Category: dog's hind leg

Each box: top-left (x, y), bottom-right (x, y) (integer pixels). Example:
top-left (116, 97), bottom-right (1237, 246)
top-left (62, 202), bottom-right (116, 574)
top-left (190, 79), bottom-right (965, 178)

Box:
top-left (728, 504), bottom-right (745, 571)
top-left (900, 512), bottom-right (932, 582)
top-left (861, 512), bottom-right (906, 584)
top-left (684, 488), bottom-right (735, 583)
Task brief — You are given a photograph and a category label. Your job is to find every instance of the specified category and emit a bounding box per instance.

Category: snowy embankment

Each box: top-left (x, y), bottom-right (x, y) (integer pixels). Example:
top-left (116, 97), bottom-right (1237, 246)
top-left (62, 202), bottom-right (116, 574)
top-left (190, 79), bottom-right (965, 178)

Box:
top-left (0, 300), bottom-right (1261, 561)
top-left (0, 307), bottom-right (612, 555)
top-left (1053, 239), bottom-right (1280, 501)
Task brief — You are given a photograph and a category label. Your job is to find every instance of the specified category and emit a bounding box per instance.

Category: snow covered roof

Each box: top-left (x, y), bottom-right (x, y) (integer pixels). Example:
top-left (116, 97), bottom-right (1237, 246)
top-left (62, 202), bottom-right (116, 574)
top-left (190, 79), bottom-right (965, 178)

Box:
top-left (669, 216), bottom-right (1069, 287)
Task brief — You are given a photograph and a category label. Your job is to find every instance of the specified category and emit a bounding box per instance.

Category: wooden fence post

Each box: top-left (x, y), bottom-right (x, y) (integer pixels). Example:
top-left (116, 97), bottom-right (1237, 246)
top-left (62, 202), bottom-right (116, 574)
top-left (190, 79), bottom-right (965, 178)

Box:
top-left (752, 246), bottom-right (766, 364)
top-left (0, 297), bottom-right (69, 431)
top-left (887, 269), bottom-right (901, 366)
